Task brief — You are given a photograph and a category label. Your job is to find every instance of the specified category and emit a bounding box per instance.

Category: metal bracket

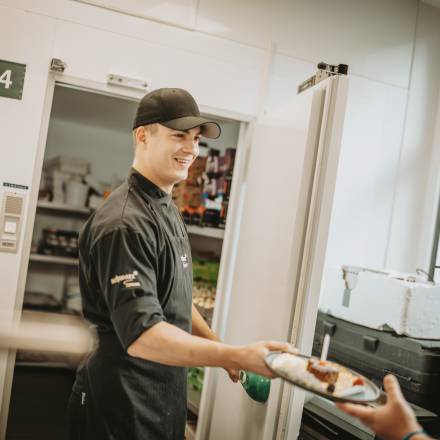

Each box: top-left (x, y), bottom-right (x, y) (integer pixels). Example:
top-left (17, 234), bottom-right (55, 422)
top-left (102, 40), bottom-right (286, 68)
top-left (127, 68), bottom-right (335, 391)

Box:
top-left (50, 58), bottom-right (67, 73)
top-left (107, 74), bottom-right (149, 92)
top-left (298, 62), bottom-right (348, 94)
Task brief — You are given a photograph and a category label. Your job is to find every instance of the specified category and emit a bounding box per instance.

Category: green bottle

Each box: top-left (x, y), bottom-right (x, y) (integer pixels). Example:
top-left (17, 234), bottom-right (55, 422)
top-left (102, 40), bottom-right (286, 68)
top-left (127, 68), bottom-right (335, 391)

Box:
top-left (239, 371), bottom-right (271, 403)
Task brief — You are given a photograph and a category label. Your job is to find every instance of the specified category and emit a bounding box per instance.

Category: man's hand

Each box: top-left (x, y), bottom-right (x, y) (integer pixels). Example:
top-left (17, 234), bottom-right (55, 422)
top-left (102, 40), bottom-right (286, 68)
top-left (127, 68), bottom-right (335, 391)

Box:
top-left (224, 367), bottom-right (240, 383)
top-left (336, 375), bottom-right (425, 440)
top-left (237, 341), bottom-right (297, 378)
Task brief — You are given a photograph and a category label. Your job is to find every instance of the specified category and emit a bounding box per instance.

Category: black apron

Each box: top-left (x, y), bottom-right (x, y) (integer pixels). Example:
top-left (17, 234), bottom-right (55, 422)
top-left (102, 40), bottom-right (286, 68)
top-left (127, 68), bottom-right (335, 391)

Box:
top-left (68, 198), bottom-right (193, 440)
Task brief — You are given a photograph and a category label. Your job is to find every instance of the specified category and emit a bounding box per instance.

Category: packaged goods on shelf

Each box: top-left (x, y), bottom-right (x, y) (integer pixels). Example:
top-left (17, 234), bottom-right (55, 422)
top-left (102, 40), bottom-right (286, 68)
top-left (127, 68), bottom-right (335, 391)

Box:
top-left (219, 148), bottom-right (236, 175)
top-left (205, 148), bottom-right (220, 176)
top-left (65, 278), bottom-right (82, 313)
top-left (173, 146), bottom-right (236, 229)
top-left (23, 291), bottom-right (62, 312)
top-left (181, 206), bottom-right (204, 226)
top-left (172, 184), bottom-right (203, 209)
top-left (202, 196), bottom-right (223, 228)
top-left (201, 175), bottom-right (217, 197)
top-left (187, 367), bottom-right (204, 392)
top-left (187, 156), bottom-right (207, 186)
top-left (202, 209), bottom-right (221, 228)
top-left (38, 228), bottom-right (79, 258)
top-left (43, 155), bottom-right (90, 176)
top-left (65, 180), bottom-right (89, 207)
top-left (192, 259), bottom-right (218, 326)
top-left (192, 285), bottom-right (216, 305)
top-left (219, 200), bottom-right (229, 229)
top-left (192, 259), bottom-right (219, 287)
top-left (42, 156), bottom-right (91, 205)
top-left (192, 285), bottom-right (216, 326)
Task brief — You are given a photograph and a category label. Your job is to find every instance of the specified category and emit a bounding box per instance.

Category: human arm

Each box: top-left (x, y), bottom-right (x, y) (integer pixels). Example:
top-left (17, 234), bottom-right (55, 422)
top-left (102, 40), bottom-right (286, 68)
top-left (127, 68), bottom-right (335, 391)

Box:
top-left (94, 228), bottom-right (294, 376)
top-left (191, 304), bottom-right (239, 381)
top-left (336, 375), bottom-right (431, 440)
top-left (128, 319), bottom-right (294, 377)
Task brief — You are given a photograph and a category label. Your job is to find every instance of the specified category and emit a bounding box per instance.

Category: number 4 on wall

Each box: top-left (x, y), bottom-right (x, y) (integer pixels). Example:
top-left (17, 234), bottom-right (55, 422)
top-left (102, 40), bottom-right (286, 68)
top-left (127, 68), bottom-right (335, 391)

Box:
top-left (0, 60), bottom-right (26, 100)
top-left (0, 70), bottom-right (13, 89)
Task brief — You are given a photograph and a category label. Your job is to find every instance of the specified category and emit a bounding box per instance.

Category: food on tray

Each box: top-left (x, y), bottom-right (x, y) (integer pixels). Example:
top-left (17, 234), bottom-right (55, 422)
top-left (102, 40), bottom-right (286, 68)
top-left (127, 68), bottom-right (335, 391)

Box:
top-left (353, 377), bottom-right (365, 386)
top-left (271, 353), bottom-right (367, 397)
top-left (307, 359), bottom-right (339, 384)
top-left (272, 353), bottom-right (323, 389)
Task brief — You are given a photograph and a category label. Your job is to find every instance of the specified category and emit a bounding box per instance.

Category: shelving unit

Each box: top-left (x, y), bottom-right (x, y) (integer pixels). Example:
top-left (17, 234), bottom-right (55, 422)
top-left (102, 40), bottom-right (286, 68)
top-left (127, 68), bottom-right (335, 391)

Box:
top-left (37, 201), bottom-right (225, 239)
top-left (185, 423), bottom-right (196, 440)
top-left (187, 225), bottom-right (224, 240)
top-left (37, 200), bottom-right (92, 215)
top-left (29, 253), bottom-right (79, 266)
top-left (187, 387), bottom-right (201, 416)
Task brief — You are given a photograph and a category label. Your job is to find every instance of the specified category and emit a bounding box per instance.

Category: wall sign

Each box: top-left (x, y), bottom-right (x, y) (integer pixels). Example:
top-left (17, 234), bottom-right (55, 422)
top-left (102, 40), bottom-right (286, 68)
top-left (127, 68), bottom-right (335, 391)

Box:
top-left (0, 60), bottom-right (26, 100)
top-left (3, 182), bottom-right (29, 190)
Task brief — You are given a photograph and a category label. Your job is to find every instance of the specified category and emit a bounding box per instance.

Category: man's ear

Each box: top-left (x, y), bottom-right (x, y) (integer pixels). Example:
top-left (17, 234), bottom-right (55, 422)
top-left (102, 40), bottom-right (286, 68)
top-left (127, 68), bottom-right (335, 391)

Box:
top-left (134, 126), bottom-right (147, 145)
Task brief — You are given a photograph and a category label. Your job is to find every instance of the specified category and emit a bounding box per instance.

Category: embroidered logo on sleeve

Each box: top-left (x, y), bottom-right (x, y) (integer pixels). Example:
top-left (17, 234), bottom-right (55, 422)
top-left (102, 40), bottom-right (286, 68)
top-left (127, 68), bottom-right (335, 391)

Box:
top-left (180, 254), bottom-right (189, 268)
top-left (110, 270), bottom-right (141, 288)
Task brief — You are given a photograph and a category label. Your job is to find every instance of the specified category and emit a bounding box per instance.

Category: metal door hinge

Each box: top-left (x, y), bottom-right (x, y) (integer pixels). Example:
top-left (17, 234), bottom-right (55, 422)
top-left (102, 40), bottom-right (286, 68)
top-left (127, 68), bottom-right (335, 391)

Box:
top-left (50, 58), bottom-right (67, 73)
top-left (107, 74), bottom-right (149, 91)
top-left (298, 62), bottom-right (348, 94)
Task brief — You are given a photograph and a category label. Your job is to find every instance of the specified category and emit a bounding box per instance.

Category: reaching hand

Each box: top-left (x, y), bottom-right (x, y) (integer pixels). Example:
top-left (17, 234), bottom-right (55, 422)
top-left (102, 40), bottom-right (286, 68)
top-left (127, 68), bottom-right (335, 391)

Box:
top-left (224, 367), bottom-right (240, 383)
top-left (336, 375), bottom-right (425, 440)
top-left (238, 341), bottom-right (297, 378)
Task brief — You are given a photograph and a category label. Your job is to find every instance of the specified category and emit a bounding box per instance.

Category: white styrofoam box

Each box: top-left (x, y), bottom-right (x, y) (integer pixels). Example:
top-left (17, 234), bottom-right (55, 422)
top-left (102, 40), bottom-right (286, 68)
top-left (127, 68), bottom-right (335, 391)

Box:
top-left (319, 268), bottom-right (440, 339)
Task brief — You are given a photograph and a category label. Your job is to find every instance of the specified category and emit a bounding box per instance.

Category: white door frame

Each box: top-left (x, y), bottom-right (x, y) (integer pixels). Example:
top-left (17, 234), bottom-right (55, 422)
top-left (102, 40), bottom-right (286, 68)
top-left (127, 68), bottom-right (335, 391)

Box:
top-left (276, 76), bottom-right (349, 440)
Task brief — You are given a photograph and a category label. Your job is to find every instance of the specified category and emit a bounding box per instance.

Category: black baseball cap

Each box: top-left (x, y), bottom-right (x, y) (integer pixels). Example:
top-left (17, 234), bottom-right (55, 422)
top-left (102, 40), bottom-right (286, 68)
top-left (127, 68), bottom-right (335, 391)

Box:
top-left (133, 88), bottom-right (221, 139)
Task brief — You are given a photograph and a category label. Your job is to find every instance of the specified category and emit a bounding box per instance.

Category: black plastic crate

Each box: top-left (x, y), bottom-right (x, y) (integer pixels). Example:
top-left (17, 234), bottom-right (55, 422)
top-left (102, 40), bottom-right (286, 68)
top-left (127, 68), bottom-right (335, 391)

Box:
top-left (313, 311), bottom-right (440, 415)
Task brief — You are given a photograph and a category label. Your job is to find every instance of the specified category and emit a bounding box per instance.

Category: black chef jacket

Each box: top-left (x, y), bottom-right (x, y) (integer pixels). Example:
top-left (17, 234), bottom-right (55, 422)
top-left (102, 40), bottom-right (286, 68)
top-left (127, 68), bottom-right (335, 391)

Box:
top-left (69, 168), bottom-right (193, 440)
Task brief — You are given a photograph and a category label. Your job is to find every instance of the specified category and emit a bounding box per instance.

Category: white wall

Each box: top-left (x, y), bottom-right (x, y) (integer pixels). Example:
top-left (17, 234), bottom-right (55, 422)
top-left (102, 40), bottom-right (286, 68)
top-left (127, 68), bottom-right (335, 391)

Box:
top-left (0, 6), bottom-right (56, 434)
top-left (386, 3), bottom-right (440, 272)
top-left (73, 0), bottom-right (417, 87)
top-left (197, 0), bottom-right (416, 88)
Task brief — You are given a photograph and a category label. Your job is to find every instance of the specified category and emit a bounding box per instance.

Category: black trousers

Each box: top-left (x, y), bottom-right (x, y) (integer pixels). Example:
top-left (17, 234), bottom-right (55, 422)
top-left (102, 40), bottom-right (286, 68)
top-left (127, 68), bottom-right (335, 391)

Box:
top-left (66, 390), bottom-right (87, 440)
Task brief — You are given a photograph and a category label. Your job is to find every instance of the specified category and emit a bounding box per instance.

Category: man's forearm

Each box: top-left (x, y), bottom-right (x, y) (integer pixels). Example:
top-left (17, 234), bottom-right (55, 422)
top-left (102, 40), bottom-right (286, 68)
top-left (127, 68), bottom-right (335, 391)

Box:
top-left (127, 321), bottom-right (240, 368)
top-left (192, 304), bottom-right (218, 341)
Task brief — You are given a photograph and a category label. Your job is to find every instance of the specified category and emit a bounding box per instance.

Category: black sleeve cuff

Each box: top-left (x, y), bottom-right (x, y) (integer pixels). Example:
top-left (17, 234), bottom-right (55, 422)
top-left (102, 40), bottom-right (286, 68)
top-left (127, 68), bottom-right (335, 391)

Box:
top-left (111, 296), bottom-right (166, 350)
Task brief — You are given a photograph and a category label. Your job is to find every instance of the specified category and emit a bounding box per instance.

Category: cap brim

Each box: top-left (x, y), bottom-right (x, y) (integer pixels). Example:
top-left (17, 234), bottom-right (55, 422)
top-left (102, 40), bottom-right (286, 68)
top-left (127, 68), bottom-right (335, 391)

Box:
top-left (161, 116), bottom-right (221, 139)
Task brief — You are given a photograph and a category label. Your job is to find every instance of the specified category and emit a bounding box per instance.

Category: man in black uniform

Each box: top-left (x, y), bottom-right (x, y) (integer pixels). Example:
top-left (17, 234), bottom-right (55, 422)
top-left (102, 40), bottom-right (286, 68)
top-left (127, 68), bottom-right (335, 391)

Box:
top-left (67, 88), bottom-right (293, 440)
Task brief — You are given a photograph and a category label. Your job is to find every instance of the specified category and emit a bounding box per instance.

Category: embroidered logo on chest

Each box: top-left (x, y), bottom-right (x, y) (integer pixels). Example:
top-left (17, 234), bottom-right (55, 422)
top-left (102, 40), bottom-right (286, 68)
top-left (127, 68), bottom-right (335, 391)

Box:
top-left (110, 270), bottom-right (141, 288)
top-left (180, 254), bottom-right (189, 268)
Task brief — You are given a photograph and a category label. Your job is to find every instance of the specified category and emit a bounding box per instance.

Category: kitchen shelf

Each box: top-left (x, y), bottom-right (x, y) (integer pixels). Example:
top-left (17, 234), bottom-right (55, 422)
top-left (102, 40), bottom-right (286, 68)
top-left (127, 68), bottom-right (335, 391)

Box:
top-left (15, 361), bottom-right (75, 370)
top-left (29, 254), bottom-right (79, 266)
top-left (185, 423), bottom-right (196, 440)
top-left (37, 201), bottom-right (224, 239)
top-left (37, 200), bottom-right (92, 215)
top-left (187, 225), bottom-right (224, 240)
top-left (187, 387), bottom-right (201, 415)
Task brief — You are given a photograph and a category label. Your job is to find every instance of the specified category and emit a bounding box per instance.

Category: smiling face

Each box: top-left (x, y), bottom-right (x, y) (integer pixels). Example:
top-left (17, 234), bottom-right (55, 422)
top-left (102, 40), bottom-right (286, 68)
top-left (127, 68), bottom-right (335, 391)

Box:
top-left (133, 123), bottom-right (201, 193)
